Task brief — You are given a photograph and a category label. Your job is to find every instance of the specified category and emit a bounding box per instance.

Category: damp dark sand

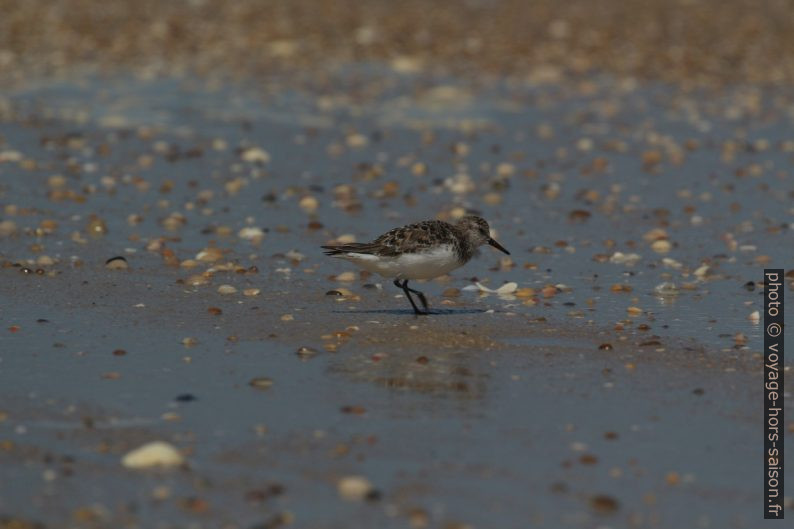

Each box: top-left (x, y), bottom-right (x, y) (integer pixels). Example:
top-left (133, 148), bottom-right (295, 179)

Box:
top-left (1, 2), bottom-right (793, 528)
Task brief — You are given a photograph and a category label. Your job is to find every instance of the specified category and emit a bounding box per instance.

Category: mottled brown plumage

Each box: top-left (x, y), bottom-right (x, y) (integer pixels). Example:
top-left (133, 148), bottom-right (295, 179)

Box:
top-left (323, 219), bottom-right (471, 260)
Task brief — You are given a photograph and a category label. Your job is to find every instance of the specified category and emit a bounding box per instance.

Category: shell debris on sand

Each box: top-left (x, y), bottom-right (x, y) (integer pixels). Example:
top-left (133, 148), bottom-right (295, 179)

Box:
top-left (240, 146), bottom-right (270, 163)
top-left (249, 377), bottom-right (274, 390)
top-left (217, 284), bottom-right (237, 295)
top-left (609, 252), bottom-right (641, 265)
top-left (463, 282), bottom-right (518, 296)
top-left (121, 441), bottom-right (184, 469)
top-left (238, 226), bottom-right (265, 243)
top-left (337, 475), bottom-right (375, 501)
top-left (299, 195), bottom-right (319, 213)
top-left (105, 256), bottom-right (129, 270)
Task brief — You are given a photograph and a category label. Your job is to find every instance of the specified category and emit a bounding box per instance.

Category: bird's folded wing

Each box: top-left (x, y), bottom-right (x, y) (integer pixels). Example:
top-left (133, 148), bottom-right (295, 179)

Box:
top-left (322, 220), bottom-right (457, 257)
top-left (371, 221), bottom-right (456, 256)
top-left (321, 243), bottom-right (385, 256)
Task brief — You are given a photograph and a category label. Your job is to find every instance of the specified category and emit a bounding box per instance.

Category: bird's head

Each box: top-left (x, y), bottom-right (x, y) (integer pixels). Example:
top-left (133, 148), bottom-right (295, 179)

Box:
top-left (455, 215), bottom-right (510, 255)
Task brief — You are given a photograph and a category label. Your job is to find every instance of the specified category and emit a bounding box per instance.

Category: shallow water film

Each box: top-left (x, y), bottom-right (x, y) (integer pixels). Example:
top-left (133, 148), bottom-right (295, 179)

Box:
top-left (1, 1), bottom-right (793, 528)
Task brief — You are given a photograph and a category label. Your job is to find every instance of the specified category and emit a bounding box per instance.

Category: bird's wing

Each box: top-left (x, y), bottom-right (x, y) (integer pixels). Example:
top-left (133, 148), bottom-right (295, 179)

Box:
top-left (322, 220), bottom-right (456, 257)
top-left (370, 220), bottom-right (457, 256)
top-left (321, 242), bottom-right (385, 256)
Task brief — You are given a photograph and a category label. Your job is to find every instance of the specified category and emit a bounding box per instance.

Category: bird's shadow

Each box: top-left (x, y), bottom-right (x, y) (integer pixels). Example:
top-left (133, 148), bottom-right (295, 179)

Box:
top-left (332, 308), bottom-right (488, 316)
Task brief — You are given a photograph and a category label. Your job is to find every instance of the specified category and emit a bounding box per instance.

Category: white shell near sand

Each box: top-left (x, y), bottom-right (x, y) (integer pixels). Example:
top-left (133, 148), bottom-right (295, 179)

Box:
top-left (121, 441), bottom-right (184, 469)
top-left (463, 281), bottom-right (519, 294)
top-left (337, 475), bottom-right (374, 501)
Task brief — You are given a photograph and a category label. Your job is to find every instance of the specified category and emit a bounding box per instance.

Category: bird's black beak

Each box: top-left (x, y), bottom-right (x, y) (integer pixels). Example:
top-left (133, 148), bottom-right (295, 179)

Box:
top-left (488, 238), bottom-right (510, 255)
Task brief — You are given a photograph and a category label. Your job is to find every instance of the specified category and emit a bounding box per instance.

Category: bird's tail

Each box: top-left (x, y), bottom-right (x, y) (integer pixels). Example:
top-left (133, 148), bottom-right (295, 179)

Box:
top-left (321, 243), bottom-right (376, 256)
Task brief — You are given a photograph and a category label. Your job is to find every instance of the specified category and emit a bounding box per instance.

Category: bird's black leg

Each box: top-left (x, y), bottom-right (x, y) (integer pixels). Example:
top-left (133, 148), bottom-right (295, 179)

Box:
top-left (403, 280), bottom-right (429, 312)
top-left (394, 279), bottom-right (425, 315)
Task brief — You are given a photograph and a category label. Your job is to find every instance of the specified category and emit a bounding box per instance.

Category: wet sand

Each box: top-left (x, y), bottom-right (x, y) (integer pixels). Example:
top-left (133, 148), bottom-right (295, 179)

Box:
top-left (1, 2), bottom-right (793, 528)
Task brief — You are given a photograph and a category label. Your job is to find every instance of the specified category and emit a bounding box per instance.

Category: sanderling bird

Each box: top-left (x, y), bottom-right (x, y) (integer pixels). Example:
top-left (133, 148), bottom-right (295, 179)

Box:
top-left (322, 215), bottom-right (510, 315)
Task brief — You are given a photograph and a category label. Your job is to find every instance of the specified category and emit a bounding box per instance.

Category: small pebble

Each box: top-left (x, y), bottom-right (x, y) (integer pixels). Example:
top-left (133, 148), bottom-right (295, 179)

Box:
top-left (217, 284), bottom-right (237, 295)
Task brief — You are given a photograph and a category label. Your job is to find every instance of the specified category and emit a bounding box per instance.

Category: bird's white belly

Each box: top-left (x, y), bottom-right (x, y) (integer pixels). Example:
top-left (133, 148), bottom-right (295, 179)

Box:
top-left (341, 245), bottom-right (463, 280)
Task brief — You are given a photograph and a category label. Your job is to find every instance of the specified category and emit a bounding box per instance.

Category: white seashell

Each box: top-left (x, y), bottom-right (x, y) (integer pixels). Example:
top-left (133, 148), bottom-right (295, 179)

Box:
top-left (121, 441), bottom-right (184, 469)
top-left (238, 227), bottom-right (265, 241)
top-left (495, 282), bottom-right (518, 294)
